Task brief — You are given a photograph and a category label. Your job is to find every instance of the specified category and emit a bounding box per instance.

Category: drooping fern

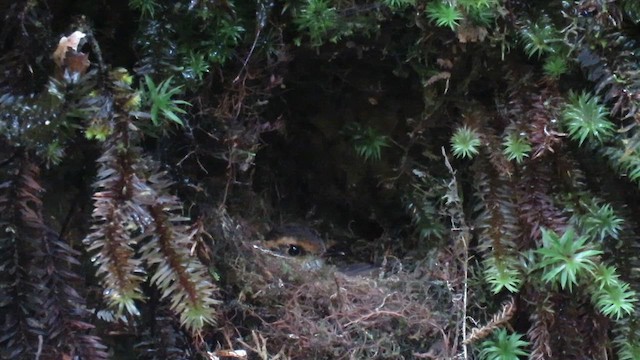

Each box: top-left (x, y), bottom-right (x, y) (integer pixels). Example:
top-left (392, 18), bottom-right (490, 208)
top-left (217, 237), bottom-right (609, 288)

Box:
top-left (0, 158), bottom-right (49, 358)
top-left (527, 295), bottom-right (554, 360)
top-left (472, 156), bottom-right (522, 294)
top-left (84, 69), bottom-right (219, 333)
top-left (0, 156), bottom-right (107, 359)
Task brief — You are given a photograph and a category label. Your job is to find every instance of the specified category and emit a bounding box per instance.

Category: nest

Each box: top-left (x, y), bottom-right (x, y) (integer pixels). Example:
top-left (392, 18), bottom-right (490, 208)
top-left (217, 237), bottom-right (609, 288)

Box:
top-left (214, 225), bottom-right (457, 360)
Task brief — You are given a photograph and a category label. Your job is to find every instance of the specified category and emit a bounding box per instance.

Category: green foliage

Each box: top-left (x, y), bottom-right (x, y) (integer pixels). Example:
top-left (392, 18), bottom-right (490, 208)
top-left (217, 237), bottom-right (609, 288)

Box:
top-left (406, 173), bottom-right (447, 241)
top-left (182, 51), bottom-right (210, 82)
top-left (594, 283), bottom-right (636, 320)
top-left (382, 0), bottom-right (415, 11)
top-left (451, 126), bottom-right (481, 159)
top-left (203, 17), bottom-right (245, 64)
top-left (562, 91), bottom-right (614, 146)
top-left (604, 145), bottom-right (640, 186)
top-left (143, 75), bottom-right (191, 126)
top-left (85, 121), bottom-right (113, 142)
top-left (294, 0), bottom-right (339, 47)
top-left (537, 228), bottom-right (602, 292)
top-left (518, 16), bottom-right (562, 59)
top-left (623, 0), bottom-right (640, 24)
top-left (592, 264), bottom-right (622, 291)
top-left (591, 266), bottom-right (635, 320)
top-left (581, 202), bottom-right (624, 241)
top-left (344, 123), bottom-right (390, 162)
top-left (44, 140), bottom-right (64, 167)
top-left (426, 1), bottom-right (463, 31)
top-left (502, 133), bottom-right (531, 163)
top-left (129, 0), bottom-right (160, 19)
top-left (479, 329), bottom-right (530, 360)
top-left (459, 0), bottom-right (500, 27)
top-left (543, 55), bottom-right (569, 78)
top-left (618, 340), bottom-right (640, 360)
top-left (484, 256), bottom-right (522, 294)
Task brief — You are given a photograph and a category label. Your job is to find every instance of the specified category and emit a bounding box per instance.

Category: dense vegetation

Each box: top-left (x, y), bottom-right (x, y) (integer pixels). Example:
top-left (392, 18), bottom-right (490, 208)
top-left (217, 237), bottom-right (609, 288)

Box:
top-left (1, 0), bottom-right (640, 359)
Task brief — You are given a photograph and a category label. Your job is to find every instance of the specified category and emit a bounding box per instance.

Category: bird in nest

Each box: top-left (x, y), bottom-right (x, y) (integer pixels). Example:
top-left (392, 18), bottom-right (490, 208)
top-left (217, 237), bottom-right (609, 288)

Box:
top-left (263, 224), bottom-right (378, 276)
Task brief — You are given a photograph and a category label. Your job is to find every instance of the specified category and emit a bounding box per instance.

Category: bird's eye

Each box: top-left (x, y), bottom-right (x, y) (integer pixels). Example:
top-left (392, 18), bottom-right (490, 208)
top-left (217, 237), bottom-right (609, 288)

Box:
top-left (288, 245), bottom-right (303, 256)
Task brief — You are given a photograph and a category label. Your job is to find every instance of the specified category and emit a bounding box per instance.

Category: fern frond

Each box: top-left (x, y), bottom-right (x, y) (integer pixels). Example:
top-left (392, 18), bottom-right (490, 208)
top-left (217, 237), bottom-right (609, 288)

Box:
top-left (0, 159), bottom-right (46, 358)
top-left (141, 166), bottom-right (220, 332)
top-left (466, 298), bottom-right (516, 344)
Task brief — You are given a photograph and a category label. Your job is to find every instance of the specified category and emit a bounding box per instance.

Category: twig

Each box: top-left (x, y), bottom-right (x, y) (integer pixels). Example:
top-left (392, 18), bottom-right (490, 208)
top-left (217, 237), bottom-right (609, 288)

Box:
top-left (343, 310), bottom-right (404, 328)
top-left (441, 146), bottom-right (469, 360)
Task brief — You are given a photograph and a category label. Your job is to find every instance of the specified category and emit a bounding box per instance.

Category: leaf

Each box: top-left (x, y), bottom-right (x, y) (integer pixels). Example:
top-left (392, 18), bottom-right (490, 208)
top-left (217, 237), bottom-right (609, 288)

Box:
top-left (52, 31), bottom-right (87, 67)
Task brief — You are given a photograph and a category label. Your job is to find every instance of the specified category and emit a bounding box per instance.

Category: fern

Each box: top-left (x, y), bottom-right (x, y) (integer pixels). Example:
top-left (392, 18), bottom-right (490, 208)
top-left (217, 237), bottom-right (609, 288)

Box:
top-left (451, 126), bottom-right (481, 159)
top-left (502, 132), bottom-right (532, 163)
top-left (129, 0), bottom-right (160, 19)
top-left (382, 0), bottom-right (415, 11)
top-left (537, 228), bottom-right (602, 292)
top-left (543, 55), bottom-right (569, 78)
top-left (562, 91), bottom-right (614, 146)
top-left (294, 0), bottom-right (339, 47)
top-left (143, 75), bottom-right (191, 126)
top-left (519, 16), bottom-right (562, 59)
top-left (484, 256), bottom-right (522, 294)
top-left (479, 329), bottom-right (530, 360)
top-left (593, 281), bottom-right (636, 319)
top-left (426, 1), bottom-right (463, 31)
top-left (343, 122), bottom-right (390, 162)
top-left (582, 202), bottom-right (624, 241)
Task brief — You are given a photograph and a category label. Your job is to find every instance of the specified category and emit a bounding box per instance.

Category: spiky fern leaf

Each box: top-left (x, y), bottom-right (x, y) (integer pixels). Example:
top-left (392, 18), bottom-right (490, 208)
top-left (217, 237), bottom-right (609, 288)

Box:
top-left (472, 156), bottom-right (521, 293)
top-left (561, 91), bottom-right (614, 146)
top-left (518, 16), bottom-right (562, 59)
top-left (1, 158), bottom-right (107, 359)
top-left (426, 1), bottom-right (463, 31)
top-left (0, 159), bottom-right (47, 359)
top-left (479, 328), bottom-right (529, 360)
top-left (141, 165), bottom-right (220, 332)
top-left (527, 296), bottom-right (553, 360)
top-left (85, 70), bottom-right (219, 333)
top-left (537, 228), bottom-right (602, 292)
top-left (85, 128), bottom-right (147, 316)
top-left (516, 161), bottom-right (567, 246)
top-left (451, 125), bottom-right (481, 159)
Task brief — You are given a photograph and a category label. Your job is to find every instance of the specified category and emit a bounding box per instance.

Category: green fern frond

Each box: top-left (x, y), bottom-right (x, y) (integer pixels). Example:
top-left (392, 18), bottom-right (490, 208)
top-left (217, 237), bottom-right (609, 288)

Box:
top-left (143, 75), bottom-right (191, 126)
top-left (617, 340), bottom-right (640, 360)
top-left (623, 0), bottom-right (640, 24)
top-left (479, 329), bottom-right (530, 360)
top-left (484, 257), bottom-right (522, 294)
top-left (582, 203), bottom-right (624, 241)
top-left (344, 123), bottom-right (390, 162)
top-left (592, 264), bottom-right (622, 291)
top-left (383, 0), bottom-right (415, 11)
top-left (543, 55), bottom-right (569, 78)
top-left (129, 0), bottom-right (160, 19)
top-left (603, 145), bottom-right (640, 185)
top-left (537, 228), bottom-right (602, 292)
top-left (594, 281), bottom-right (636, 320)
top-left (519, 16), bottom-right (562, 59)
top-left (294, 0), bottom-right (339, 47)
top-left (426, 1), bottom-right (463, 31)
top-left (562, 91), bottom-right (615, 146)
top-left (451, 126), bottom-right (481, 159)
top-left (502, 133), bottom-right (531, 163)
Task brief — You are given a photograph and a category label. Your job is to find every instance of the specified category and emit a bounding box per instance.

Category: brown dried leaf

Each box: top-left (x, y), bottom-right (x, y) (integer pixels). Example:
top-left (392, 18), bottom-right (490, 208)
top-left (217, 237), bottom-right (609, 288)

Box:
top-left (52, 31), bottom-right (86, 67)
top-left (457, 24), bottom-right (488, 43)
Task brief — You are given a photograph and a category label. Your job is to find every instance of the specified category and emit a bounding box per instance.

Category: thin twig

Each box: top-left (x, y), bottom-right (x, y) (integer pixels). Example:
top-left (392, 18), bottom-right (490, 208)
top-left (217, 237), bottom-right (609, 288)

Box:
top-left (442, 146), bottom-right (469, 360)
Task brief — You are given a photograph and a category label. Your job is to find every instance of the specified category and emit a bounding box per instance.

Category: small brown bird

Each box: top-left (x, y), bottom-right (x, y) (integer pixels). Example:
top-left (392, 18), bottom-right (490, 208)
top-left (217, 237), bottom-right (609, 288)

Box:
top-left (264, 224), bottom-right (326, 257)
top-left (264, 224), bottom-right (378, 276)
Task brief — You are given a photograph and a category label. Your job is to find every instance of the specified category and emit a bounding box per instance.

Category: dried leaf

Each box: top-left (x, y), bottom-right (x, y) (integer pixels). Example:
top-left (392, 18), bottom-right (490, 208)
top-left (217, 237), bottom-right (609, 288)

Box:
top-left (53, 31), bottom-right (86, 67)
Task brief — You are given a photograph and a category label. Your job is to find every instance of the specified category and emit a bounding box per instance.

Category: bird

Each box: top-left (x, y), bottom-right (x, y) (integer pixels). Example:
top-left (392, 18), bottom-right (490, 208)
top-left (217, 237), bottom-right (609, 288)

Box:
top-left (264, 224), bottom-right (378, 276)
top-left (264, 224), bottom-right (326, 257)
